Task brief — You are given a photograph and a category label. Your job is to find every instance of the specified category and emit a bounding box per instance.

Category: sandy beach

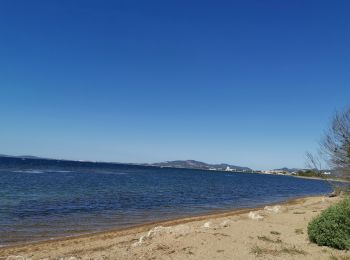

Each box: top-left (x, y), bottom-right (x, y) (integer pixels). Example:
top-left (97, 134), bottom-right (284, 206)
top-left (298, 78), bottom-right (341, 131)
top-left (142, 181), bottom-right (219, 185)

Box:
top-left (1, 196), bottom-right (350, 260)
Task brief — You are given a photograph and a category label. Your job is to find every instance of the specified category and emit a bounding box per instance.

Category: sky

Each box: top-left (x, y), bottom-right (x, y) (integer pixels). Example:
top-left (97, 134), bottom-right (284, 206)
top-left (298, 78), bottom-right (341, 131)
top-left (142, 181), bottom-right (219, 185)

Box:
top-left (0, 1), bottom-right (349, 170)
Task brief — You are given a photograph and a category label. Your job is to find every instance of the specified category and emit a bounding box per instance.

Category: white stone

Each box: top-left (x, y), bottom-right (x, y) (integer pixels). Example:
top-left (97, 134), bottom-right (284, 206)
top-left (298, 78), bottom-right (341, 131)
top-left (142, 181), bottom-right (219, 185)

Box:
top-left (264, 205), bottom-right (281, 213)
top-left (132, 225), bottom-right (191, 246)
top-left (248, 211), bottom-right (264, 220)
top-left (202, 221), bottom-right (212, 228)
top-left (219, 219), bottom-right (231, 227)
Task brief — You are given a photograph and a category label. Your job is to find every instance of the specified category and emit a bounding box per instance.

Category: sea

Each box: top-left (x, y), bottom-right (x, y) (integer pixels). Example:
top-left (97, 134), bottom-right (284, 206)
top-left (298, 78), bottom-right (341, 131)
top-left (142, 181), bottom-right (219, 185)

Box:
top-left (0, 157), bottom-right (332, 246)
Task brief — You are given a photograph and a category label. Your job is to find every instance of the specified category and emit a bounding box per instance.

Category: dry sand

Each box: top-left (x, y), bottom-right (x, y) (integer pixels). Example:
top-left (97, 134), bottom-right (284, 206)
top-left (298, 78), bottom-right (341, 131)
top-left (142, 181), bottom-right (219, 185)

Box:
top-left (1, 196), bottom-right (350, 260)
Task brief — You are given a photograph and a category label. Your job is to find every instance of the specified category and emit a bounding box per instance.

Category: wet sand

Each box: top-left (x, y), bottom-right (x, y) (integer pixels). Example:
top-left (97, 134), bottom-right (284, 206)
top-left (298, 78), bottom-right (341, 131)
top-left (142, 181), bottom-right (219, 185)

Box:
top-left (1, 196), bottom-right (349, 260)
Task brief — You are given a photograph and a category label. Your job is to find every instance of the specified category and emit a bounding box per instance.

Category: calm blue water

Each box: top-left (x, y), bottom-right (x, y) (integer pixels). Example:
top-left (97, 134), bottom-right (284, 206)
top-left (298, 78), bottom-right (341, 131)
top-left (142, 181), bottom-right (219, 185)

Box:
top-left (0, 159), bottom-right (332, 246)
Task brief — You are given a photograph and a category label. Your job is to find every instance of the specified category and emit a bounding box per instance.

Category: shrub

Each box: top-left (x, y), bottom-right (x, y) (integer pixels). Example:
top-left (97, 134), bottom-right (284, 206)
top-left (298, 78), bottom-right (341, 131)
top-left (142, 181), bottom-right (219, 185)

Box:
top-left (308, 198), bottom-right (350, 250)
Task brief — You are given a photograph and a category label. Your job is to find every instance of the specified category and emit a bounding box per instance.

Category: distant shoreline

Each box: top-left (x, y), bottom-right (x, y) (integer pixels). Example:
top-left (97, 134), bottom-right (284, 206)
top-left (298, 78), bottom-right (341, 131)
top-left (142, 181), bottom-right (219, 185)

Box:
top-left (292, 175), bottom-right (350, 183)
top-left (2, 155), bottom-right (346, 183)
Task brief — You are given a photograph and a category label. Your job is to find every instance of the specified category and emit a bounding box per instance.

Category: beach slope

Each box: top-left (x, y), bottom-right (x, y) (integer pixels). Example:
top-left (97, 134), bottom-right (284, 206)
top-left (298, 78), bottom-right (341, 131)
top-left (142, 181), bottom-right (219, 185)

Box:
top-left (1, 196), bottom-right (349, 259)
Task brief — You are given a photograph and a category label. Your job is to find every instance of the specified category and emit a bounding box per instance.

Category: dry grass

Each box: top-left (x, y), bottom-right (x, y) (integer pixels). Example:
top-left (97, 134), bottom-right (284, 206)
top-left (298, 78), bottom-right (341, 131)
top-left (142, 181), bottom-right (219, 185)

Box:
top-left (295, 228), bottom-right (304, 235)
top-left (280, 246), bottom-right (307, 255)
top-left (250, 245), bottom-right (279, 257)
top-left (329, 255), bottom-right (350, 260)
top-left (155, 244), bottom-right (170, 251)
top-left (213, 232), bottom-right (230, 237)
top-left (257, 235), bottom-right (282, 244)
top-left (270, 231), bottom-right (281, 235)
top-left (250, 245), bottom-right (306, 257)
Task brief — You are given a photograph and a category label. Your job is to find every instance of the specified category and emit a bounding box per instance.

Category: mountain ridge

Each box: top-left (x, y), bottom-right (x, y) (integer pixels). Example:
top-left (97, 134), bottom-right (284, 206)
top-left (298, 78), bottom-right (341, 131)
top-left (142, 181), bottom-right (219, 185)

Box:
top-left (0, 155), bottom-right (252, 172)
top-left (147, 160), bottom-right (252, 172)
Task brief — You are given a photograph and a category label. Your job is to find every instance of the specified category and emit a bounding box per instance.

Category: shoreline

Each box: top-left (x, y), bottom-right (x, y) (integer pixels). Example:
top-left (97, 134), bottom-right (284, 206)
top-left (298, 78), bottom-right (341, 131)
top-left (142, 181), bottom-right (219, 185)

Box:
top-left (0, 195), bottom-right (339, 259)
top-left (292, 175), bottom-right (350, 183)
top-left (0, 194), bottom-right (325, 250)
top-left (3, 195), bottom-right (350, 260)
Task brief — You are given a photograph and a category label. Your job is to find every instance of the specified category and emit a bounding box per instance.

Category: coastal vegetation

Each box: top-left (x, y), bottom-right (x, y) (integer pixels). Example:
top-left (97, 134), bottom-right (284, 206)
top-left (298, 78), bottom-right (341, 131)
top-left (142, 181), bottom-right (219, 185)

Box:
top-left (308, 198), bottom-right (350, 250)
top-left (306, 106), bottom-right (350, 180)
top-left (296, 169), bottom-right (327, 178)
top-left (321, 107), bottom-right (350, 175)
top-left (307, 106), bottom-right (350, 250)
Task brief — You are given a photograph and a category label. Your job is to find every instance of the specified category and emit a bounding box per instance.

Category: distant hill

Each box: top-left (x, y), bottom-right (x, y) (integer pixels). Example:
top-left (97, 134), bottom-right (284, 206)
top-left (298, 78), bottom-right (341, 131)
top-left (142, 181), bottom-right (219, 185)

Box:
top-left (0, 154), bottom-right (46, 160)
top-left (148, 160), bottom-right (252, 172)
top-left (0, 155), bottom-right (252, 173)
top-left (0, 154), bottom-right (140, 172)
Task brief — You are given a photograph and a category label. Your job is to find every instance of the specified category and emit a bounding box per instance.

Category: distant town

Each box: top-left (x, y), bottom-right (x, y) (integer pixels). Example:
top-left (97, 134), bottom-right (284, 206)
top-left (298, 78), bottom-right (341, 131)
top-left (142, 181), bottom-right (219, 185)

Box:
top-left (0, 155), bottom-right (335, 179)
top-left (147, 160), bottom-right (334, 178)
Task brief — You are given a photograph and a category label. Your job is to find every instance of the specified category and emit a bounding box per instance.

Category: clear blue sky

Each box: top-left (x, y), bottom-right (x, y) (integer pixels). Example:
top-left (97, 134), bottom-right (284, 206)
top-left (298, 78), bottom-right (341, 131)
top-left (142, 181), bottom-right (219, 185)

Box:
top-left (0, 1), bottom-right (349, 170)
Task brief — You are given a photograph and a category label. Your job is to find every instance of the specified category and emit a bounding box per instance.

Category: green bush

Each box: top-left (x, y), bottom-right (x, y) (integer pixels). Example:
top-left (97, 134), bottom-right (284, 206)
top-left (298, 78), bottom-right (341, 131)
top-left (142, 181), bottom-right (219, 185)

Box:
top-left (297, 170), bottom-right (324, 178)
top-left (308, 198), bottom-right (350, 250)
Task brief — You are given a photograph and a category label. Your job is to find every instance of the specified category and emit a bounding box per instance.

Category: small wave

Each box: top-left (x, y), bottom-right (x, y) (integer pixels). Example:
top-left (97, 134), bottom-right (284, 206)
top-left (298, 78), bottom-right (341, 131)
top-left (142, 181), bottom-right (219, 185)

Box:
top-left (87, 171), bottom-right (130, 175)
top-left (109, 172), bottom-right (130, 175)
top-left (12, 170), bottom-right (45, 174)
top-left (11, 169), bottom-right (74, 174)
